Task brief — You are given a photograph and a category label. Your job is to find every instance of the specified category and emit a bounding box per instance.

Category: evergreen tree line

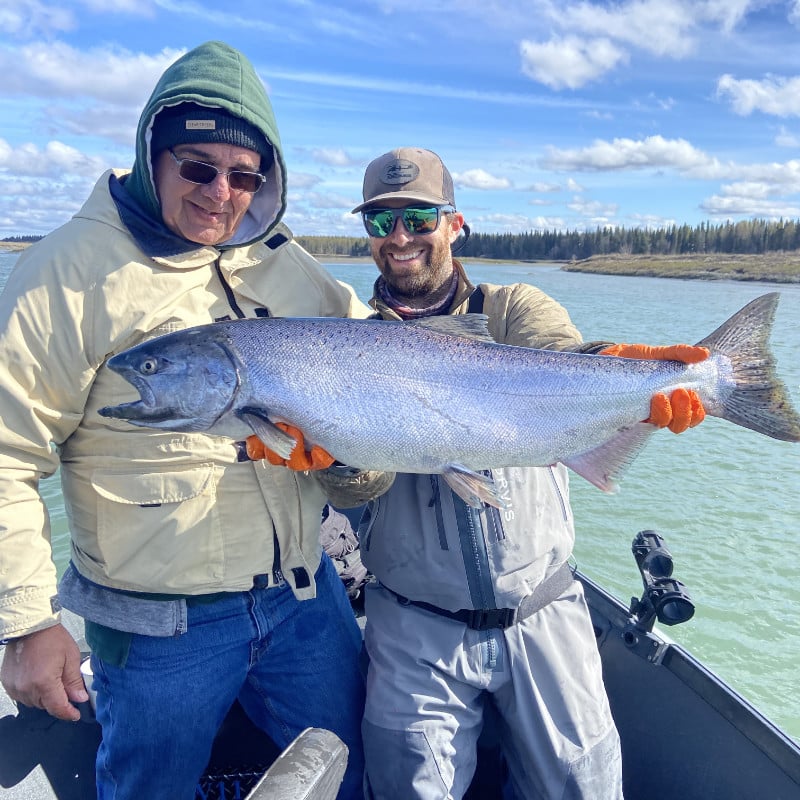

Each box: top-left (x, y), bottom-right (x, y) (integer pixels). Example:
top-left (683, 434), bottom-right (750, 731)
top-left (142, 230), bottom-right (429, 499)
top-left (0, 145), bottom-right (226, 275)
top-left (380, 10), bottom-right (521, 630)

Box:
top-left (8, 217), bottom-right (800, 259)
top-left (0, 235), bottom-right (43, 243)
top-left (296, 218), bottom-right (800, 260)
top-left (294, 235), bottom-right (372, 257)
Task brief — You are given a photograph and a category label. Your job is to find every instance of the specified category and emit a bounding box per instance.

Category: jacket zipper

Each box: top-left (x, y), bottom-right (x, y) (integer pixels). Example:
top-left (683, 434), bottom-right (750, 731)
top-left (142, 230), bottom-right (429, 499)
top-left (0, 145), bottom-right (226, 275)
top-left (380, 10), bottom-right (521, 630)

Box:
top-left (449, 477), bottom-right (497, 610)
top-left (214, 258), bottom-right (246, 319)
top-left (547, 465), bottom-right (570, 521)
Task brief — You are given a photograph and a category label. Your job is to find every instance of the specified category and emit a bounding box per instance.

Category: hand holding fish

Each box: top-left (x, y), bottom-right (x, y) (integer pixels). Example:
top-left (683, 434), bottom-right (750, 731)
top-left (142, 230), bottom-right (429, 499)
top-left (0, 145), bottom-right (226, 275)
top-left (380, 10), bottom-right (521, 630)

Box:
top-left (599, 343), bottom-right (710, 363)
top-left (645, 388), bottom-right (706, 433)
top-left (246, 423), bottom-right (335, 470)
top-left (600, 342), bottom-right (710, 433)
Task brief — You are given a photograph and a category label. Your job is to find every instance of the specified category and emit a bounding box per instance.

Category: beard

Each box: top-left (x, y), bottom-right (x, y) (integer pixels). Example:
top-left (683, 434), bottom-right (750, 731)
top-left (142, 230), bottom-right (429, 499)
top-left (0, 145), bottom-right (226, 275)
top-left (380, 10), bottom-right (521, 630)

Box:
top-left (374, 236), bottom-right (454, 300)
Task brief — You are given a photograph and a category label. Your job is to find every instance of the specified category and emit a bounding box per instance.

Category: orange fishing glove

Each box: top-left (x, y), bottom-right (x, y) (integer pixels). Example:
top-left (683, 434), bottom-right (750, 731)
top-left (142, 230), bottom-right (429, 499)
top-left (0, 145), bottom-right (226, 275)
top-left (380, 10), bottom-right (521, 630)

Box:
top-left (646, 388), bottom-right (706, 433)
top-left (599, 343), bottom-right (709, 434)
top-left (246, 423), bottom-right (335, 471)
top-left (598, 343), bottom-right (709, 363)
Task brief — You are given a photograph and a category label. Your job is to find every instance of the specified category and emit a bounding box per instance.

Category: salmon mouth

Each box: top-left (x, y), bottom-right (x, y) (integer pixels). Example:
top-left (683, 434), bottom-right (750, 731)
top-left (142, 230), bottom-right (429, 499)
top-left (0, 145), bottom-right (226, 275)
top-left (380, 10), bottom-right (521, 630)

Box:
top-left (98, 364), bottom-right (182, 423)
top-left (98, 399), bottom-right (179, 423)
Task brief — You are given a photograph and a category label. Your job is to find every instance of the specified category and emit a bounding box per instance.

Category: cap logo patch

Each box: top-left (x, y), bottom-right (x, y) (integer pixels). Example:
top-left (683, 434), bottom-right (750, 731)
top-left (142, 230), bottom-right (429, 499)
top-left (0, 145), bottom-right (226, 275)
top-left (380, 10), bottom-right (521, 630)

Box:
top-left (186, 120), bottom-right (216, 130)
top-left (381, 159), bottom-right (419, 185)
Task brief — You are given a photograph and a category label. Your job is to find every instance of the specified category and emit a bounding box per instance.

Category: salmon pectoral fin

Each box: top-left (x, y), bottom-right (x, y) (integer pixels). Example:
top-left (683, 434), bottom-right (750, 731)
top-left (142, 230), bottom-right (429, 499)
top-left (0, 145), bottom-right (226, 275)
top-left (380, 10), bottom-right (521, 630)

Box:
top-left (562, 423), bottom-right (656, 492)
top-left (237, 408), bottom-right (297, 459)
top-left (441, 465), bottom-right (507, 509)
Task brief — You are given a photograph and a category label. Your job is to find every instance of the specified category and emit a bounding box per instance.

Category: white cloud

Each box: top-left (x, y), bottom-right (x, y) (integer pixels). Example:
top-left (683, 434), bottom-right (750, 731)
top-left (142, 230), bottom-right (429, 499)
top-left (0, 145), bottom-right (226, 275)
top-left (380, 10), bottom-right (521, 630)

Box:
top-left (554, 0), bottom-right (695, 58)
top-left (306, 191), bottom-right (357, 209)
top-left (726, 181), bottom-right (781, 199)
top-left (453, 169), bottom-right (512, 190)
top-left (0, 171), bottom-right (97, 236)
top-left (268, 67), bottom-right (589, 110)
top-left (0, 41), bottom-right (183, 105)
top-left (517, 1), bottom-right (776, 92)
top-left (584, 109), bottom-right (614, 120)
top-left (567, 196), bottom-right (619, 219)
top-left (520, 36), bottom-right (627, 89)
top-left (150, 0), bottom-right (285, 35)
top-left (541, 136), bottom-right (800, 201)
top-left (701, 194), bottom-right (800, 218)
top-left (542, 135), bottom-right (711, 172)
top-left (281, 206), bottom-right (362, 237)
top-left (700, 164), bottom-right (800, 217)
top-left (470, 211), bottom-right (566, 232)
top-left (81, 0), bottom-right (155, 12)
top-left (717, 73), bottom-right (800, 117)
top-left (0, 0), bottom-right (76, 37)
top-left (287, 172), bottom-right (323, 190)
top-left (515, 0), bottom-right (699, 91)
top-left (727, 159), bottom-right (800, 188)
top-left (310, 148), bottom-right (357, 167)
top-left (775, 126), bottom-right (800, 147)
top-left (41, 103), bottom-right (139, 147)
top-left (527, 181), bottom-right (561, 192)
top-left (628, 212), bottom-right (676, 228)
top-left (0, 138), bottom-right (108, 177)
top-left (699, 0), bottom-right (758, 33)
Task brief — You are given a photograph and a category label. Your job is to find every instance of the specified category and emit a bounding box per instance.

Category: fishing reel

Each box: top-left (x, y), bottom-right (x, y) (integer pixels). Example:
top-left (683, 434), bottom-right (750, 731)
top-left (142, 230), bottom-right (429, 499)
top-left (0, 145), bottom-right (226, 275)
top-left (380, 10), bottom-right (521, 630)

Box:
top-left (629, 530), bottom-right (695, 633)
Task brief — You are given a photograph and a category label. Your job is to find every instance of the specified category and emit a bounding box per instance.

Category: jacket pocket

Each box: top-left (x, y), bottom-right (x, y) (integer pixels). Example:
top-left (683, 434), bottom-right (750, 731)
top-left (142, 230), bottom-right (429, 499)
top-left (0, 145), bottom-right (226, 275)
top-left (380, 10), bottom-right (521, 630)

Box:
top-left (91, 465), bottom-right (224, 590)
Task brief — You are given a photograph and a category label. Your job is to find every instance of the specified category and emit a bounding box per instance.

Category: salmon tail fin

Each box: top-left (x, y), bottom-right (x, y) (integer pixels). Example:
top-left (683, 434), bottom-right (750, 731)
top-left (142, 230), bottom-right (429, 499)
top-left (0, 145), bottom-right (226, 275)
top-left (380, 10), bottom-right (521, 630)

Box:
top-left (698, 293), bottom-right (800, 443)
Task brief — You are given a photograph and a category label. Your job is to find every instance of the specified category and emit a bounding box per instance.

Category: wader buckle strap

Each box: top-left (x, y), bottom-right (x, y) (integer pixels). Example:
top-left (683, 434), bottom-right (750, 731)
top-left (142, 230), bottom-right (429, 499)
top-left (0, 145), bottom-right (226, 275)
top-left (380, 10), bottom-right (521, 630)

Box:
top-left (388, 562), bottom-right (575, 631)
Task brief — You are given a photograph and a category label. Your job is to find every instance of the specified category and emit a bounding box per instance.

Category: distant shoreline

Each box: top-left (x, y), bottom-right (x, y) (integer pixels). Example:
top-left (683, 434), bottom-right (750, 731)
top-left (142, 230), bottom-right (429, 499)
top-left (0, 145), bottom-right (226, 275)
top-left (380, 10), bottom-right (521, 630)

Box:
top-left (319, 252), bottom-right (800, 283)
top-left (4, 243), bottom-right (799, 283)
top-left (563, 253), bottom-right (800, 283)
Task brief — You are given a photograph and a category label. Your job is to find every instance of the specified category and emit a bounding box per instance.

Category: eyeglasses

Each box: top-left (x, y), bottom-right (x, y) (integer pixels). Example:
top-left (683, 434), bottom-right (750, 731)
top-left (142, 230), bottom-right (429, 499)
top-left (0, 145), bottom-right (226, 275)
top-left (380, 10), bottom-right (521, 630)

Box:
top-left (168, 149), bottom-right (266, 194)
top-left (362, 205), bottom-right (455, 238)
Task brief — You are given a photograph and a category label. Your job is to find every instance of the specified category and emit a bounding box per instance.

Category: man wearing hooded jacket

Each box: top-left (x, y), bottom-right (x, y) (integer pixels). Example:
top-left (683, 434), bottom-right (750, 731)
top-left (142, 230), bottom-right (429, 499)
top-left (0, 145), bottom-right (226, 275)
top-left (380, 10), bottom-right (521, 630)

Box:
top-left (0, 41), bottom-right (374, 799)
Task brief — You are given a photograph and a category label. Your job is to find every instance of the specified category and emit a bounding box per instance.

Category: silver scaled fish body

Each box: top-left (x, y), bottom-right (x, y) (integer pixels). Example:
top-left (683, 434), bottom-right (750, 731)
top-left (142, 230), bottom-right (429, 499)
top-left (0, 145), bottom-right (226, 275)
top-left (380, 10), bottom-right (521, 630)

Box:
top-left (99, 293), bottom-right (800, 508)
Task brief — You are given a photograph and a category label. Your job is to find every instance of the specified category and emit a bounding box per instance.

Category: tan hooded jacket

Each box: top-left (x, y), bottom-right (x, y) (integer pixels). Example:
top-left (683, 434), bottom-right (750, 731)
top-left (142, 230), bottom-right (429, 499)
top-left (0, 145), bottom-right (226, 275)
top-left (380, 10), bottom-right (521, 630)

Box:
top-left (0, 172), bottom-right (369, 639)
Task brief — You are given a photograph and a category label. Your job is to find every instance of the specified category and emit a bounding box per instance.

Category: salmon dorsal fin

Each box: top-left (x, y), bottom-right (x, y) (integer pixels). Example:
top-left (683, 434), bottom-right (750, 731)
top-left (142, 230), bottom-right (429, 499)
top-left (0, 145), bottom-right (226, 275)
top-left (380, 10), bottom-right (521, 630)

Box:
top-left (412, 314), bottom-right (495, 343)
top-left (562, 422), bottom-right (656, 492)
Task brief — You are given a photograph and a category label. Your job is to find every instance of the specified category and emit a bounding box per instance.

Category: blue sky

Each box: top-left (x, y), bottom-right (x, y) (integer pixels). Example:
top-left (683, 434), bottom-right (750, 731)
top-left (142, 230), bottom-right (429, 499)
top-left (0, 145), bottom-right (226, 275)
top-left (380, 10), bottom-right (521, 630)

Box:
top-left (3, 0), bottom-right (800, 239)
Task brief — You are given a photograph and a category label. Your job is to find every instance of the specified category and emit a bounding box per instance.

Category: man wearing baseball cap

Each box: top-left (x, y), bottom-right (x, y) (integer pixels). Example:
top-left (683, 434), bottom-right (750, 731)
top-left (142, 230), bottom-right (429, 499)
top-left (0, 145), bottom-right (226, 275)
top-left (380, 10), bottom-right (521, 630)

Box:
top-left (0, 41), bottom-right (373, 798)
top-left (335, 147), bottom-right (707, 798)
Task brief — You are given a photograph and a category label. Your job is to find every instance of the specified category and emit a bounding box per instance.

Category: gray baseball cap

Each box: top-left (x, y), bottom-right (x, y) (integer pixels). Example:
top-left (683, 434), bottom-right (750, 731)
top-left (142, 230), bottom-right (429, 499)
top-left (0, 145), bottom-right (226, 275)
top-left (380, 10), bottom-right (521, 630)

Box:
top-left (352, 147), bottom-right (455, 212)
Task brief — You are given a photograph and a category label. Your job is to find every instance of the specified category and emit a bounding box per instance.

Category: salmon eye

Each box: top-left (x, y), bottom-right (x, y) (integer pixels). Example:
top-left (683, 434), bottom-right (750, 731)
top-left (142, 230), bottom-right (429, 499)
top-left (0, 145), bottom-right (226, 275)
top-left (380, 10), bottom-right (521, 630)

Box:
top-left (139, 358), bottom-right (159, 375)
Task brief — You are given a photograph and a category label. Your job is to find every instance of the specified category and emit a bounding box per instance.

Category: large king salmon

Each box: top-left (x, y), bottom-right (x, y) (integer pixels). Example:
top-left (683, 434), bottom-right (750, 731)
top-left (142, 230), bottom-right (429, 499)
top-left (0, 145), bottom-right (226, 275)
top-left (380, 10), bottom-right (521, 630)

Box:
top-left (100, 292), bottom-right (800, 507)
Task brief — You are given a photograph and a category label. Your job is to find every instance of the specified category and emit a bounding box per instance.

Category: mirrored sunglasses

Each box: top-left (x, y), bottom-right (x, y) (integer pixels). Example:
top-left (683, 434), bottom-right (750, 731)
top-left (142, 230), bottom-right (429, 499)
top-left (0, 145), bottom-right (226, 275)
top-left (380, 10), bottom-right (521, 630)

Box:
top-left (168, 149), bottom-right (266, 194)
top-left (362, 205), bottom-right (455, 238)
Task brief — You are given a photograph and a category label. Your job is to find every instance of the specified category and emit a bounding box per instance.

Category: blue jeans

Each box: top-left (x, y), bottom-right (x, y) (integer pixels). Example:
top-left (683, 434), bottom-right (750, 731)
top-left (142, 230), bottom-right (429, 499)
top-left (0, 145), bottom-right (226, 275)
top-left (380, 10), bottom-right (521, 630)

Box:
top-left (90, 554), bottom-right (365, 799)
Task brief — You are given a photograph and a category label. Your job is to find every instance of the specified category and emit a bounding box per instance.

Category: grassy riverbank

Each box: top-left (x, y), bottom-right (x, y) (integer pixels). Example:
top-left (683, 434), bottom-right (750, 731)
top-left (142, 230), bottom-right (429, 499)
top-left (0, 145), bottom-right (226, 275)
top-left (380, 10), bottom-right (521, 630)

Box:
top-left (563, 253), bottom-right (800, 283)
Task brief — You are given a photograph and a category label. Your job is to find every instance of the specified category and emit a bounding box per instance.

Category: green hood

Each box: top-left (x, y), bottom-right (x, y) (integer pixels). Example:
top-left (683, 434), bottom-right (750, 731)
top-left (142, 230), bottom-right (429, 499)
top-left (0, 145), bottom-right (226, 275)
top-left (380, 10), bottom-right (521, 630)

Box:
top-left (124, 41), bottom-right (286, 248)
